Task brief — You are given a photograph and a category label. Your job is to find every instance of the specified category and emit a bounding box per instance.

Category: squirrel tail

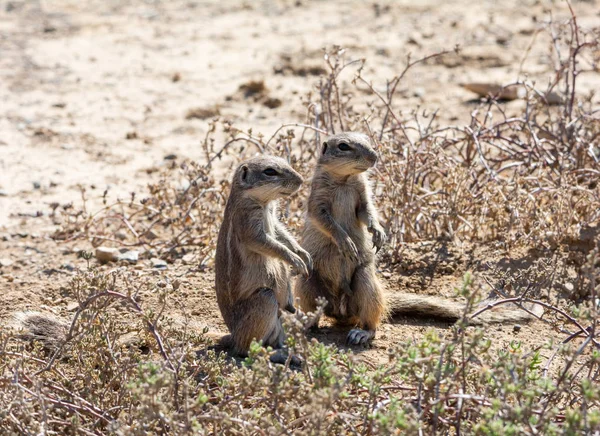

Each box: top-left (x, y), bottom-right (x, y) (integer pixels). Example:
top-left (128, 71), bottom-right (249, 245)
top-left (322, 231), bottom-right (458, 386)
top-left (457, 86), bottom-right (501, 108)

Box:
top-left (12, 311), bottom-right (69, 350)
top-left (386, 292), bottom-right (543, 324)
top-left (12, 311), bottom-right (232, 353)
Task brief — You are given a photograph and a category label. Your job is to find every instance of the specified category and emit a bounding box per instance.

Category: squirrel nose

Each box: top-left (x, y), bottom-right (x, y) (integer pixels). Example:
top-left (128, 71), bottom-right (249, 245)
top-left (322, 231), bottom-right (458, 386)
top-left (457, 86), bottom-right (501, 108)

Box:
top-left (366, 149), bottom-right (378, 164)
top-left (290, 170), bottom-right (303, 186)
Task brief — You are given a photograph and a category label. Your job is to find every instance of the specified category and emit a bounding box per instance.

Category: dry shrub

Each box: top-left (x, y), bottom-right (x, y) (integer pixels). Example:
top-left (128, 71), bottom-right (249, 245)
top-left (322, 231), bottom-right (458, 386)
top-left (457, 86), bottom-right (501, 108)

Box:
top-left (2, 267), bottom-right (600, 434)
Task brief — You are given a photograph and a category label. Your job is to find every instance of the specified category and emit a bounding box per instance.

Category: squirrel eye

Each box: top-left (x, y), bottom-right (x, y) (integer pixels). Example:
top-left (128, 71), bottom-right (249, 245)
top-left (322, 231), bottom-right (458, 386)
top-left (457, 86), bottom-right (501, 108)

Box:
top-left (263, 168), bottom-right (278, 176)
top-left (338, 143), bottom-right (351, 151)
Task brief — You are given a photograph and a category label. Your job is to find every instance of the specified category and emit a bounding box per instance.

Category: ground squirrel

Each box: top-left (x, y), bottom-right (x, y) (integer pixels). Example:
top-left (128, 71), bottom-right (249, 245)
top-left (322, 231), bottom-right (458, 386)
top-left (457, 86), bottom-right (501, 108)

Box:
top-left (295, 132), bottom-right (387, 345)
top-left (215, 155), bottom-right (312, 357)
top-left (295, 132), bottom-right (541, 346)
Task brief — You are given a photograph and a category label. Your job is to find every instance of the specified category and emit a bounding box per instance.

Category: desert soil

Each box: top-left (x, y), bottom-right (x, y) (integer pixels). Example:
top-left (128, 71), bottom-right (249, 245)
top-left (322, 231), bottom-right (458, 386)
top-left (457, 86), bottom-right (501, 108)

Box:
top-left (1, 0), bottom-right (599, 367)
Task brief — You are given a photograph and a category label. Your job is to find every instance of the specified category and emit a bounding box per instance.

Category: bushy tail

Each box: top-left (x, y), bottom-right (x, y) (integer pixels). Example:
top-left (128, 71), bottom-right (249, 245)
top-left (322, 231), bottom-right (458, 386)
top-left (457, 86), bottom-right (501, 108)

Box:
top-left (12, 311), bottom-right (69, 350)
top-left (12, 311), bottom-right (229, 352)
top-left (386, 292), bottom-right (543, 325)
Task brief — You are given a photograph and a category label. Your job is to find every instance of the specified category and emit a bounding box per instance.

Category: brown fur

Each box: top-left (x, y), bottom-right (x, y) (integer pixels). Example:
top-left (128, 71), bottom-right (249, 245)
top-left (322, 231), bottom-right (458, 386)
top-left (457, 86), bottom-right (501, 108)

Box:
top-left (12, 311), bottom-right (69, 351)
top-left (295, 132), bottom-right (541, 346)
top-left (386, 293), bottom-right (543, 324)
top-left (215, 155), bottom-right (311, 355)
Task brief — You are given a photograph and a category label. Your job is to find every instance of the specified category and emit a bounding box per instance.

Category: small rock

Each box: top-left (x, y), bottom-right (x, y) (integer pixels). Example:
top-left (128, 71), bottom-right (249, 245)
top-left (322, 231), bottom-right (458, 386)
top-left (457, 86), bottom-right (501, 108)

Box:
top-left (151, 258), bottom-right (167, 270)
top-left (0, 258), bottom-right (14, 267)
top-left (125, 131), bottom-right (138, 140)
top-left (0, 189), bottom-right (7, 196)
top-left (381, 271), bottom-right (392, 279)
top-left (177, 179), bottom-right (191, 191)
top-left (564, 282), bottom-right (575, 292)
top-left (5, 274), bottom-right (15, 282)
top-left (413, 87), bottom-right (425, 98)
top-left (407, 32), bottom-right (422, 46)
top-left (375, 47), bottom-right (390, 57)
top-left (461, 83), bottom-right (525, 101)
top-left (238, 80), bottom-right (266, 98)
top-left (263, 97), bottom-right (282, 109)
top-left (496, 34), bottom-right (510, 45)
top-left (143, 230), bottom-right (159, 241)
top-left (33, 181), bottom-right (41, 190)
top-left (66, 302), bottom-right (80, 312)
top-left (164, 154), bottom-right (177, 160)
top-left (115, 231), bottom-right (128, 240)
top-left (95, 247), bottom-right (119, 263)
top-left (119, 250), bottom-right (139, 264)
top-left (513, 324), bottom-right (522, 333)
top-left (182, 253), bottom-right (196, 265)
top-left (185, 106), bottom-right (220, 120)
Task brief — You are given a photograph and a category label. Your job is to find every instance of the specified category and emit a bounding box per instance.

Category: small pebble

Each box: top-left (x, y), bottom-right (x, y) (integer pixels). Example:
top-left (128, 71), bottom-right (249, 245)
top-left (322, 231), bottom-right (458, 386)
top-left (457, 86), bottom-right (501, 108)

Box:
top-left (182, 253), bottom-right (196, 264)
top-left (119, 250), bottom-right (139, 264)
top-left (164, 154), bottom-right (177, 160)
top-left (0, 189), bottom-right (7, 196)
top-left (95, 247), bottom-right (119, 263)
top-left (151, 258), bottom-right (167, 270)
top-left (143, 230), bottom-right (158, 241)
top-left (413, 87), bottom-right (425, 98)
top-left (513, 324), bottom-right (522, 333)
top-left (0, 258), bottom-right (14, 267)
top-left (66, 302), bottom-right (80, 312)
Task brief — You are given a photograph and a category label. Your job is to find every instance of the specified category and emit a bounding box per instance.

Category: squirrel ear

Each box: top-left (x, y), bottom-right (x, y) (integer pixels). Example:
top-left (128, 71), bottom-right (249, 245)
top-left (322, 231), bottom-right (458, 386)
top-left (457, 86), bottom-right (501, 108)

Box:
top-left (239, 165), bottom-right (248, 184)
top-left (322, 142), bottom-right (328, 155)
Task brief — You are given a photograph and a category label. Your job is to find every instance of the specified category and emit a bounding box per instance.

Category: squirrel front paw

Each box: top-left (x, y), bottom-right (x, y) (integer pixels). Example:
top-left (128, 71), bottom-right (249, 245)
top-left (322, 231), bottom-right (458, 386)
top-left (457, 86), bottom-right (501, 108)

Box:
top-left (290, 253), bottom-right (309, 278)
top-left (296, 248), bottom-right (313, 274)
top-left (368, 223), bottom-right (386, 252)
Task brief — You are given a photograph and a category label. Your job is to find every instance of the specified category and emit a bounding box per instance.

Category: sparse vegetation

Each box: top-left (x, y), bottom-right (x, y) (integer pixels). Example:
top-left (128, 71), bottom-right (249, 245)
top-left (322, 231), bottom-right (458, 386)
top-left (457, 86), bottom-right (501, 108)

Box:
top-left (1, 3), bottom-right (599, 435)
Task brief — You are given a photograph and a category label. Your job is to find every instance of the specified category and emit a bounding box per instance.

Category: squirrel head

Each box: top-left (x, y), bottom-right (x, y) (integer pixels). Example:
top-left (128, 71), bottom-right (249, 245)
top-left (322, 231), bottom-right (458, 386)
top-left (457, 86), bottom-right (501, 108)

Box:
top-left (234, 156), bottom-right (303, 203)
top-left (319, 132), bottom-right (378, 176)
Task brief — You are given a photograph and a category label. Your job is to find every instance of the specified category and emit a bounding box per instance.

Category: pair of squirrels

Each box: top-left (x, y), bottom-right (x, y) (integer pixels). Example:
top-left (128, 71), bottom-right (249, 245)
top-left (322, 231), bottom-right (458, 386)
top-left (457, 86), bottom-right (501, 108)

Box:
top-left (15, 132), bottom-right (540, 358)
top-left (215, 132), bottom-right (540, 358)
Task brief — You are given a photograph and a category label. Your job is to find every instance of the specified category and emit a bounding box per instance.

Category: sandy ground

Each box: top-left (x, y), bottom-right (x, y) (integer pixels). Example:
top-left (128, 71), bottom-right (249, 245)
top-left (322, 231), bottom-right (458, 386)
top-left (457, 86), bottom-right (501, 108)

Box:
top-left (1, 0), bottom-right (599, 367)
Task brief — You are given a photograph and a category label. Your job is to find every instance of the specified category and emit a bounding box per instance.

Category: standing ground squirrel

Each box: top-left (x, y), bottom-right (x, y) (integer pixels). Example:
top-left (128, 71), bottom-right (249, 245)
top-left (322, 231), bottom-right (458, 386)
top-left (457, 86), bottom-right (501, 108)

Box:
top-left (295, 132), bottom-right (387, 345)
top-left (215, 155), bottom-right (312, 357)
top-left (295, 132), bottom-right (542, 346)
